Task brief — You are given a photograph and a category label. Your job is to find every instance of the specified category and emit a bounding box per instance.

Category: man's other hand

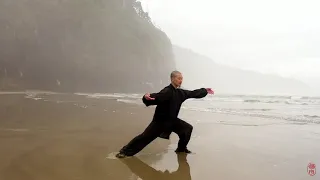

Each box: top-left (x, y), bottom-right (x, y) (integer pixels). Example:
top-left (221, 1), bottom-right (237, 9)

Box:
top-left (144, 93), bottom-right (155, 100)
top-left (206, 88), bottom-right (214, 94)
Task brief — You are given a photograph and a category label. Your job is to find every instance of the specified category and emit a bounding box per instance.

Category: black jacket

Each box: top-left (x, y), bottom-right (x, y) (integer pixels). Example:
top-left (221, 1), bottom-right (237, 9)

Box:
top-left (142, 84), bottom-right (208, 139)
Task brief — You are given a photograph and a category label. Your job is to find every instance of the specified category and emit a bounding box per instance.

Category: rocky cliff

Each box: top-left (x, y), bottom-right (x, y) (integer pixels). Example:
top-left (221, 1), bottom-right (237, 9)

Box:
top-left (0, 0), bottom-right (175, 93)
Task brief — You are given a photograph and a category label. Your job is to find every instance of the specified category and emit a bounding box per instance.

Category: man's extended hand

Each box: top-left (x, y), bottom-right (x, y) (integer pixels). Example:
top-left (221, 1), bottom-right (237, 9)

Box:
top-left (144, 93), bottom-right (155, 100)
top-left (206, 88), bottom-right (214, 94)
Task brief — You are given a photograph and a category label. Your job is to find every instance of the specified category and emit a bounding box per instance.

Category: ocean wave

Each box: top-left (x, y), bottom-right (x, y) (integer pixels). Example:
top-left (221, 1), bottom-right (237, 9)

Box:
top-left (181, 106), bottom-right (320, 124)
top-left (0, 92), bottom-right (26, 95)
top-left (241, 108), bottom-right (272, 111)
top-left (25, 93), bottom-right (43, 100)
top-left (265, 100), bottom-right (280, 103)
top-left (74, 93), bottom-right (142, 99)
top-left (244, 99), bottom-right (261, 103)
top-left (203, 96), bottom-right (319, 105)
top-left (303, 115), bottom-right (320, 119)
top-left (116, 99), bottom-right (142, 105)
top-left (219, 98), bottom-right (313, 105)
top-left (75, 93), bottom-right (124, 98)
top-left (0, 91), bottom-right (58, 95)
top-left (223, 94), bottom-right (320, 100)
top-left (284, 100), bottom-right (309, 105)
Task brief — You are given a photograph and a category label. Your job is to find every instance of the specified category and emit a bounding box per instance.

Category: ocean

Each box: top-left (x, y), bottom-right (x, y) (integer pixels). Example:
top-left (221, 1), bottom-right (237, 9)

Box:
top-left (73, 92), bottom-right (320, 125)
top-left (2, 91), bottom-right (319, 125)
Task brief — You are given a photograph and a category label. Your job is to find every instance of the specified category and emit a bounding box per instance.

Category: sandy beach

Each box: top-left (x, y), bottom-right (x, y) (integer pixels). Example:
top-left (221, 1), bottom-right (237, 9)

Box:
top-left (1, 93), bottom-right (320, 180)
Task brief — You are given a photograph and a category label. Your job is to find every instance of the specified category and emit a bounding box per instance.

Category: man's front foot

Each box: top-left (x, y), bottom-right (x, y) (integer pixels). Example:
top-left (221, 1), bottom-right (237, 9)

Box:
top-left (175, 148), bottom-right (192, 154)
top-left (116, 152), bottom-right (129, 158)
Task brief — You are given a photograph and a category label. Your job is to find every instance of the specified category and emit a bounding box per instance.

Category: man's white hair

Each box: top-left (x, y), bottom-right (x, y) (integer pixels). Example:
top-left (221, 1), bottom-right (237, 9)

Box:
top-left (170, 70), bottom-right (181, 79)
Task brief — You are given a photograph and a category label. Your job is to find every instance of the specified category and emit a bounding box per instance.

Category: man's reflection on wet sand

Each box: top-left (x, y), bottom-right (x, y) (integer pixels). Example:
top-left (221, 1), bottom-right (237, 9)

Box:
top-left (120, 153), bottom-right (191, 180)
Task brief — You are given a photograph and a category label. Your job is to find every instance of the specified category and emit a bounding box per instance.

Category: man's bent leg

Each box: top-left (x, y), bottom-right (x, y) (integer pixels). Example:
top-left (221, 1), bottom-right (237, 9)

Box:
top-left (173, 118), bottom-right (193, 153)
top-left (118, 121), bottom-right (164, 157)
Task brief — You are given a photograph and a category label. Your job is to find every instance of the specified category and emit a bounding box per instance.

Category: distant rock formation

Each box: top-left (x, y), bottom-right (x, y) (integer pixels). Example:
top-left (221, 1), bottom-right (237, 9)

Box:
top-left (0, 0), bottom-right (175, 93)
top-left (173, 46), bottom-right (312, 96)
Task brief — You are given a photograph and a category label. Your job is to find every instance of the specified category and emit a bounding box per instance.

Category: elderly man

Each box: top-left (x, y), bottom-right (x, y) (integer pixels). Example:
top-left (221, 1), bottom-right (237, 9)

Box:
top-left (116, 71), bottom-right (214, 158)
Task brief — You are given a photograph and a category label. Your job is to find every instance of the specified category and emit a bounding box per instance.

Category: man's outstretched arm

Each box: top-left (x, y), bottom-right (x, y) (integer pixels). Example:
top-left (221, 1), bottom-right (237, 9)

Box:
top-left (142, 87), bottom-right (172, 106)
top-left (183, 88), bottom-right (214, 99)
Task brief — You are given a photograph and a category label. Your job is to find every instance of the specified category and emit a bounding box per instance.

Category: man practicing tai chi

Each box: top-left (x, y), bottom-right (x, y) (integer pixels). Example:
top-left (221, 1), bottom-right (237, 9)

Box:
top-left (116, 71), bottom-right (214, 158)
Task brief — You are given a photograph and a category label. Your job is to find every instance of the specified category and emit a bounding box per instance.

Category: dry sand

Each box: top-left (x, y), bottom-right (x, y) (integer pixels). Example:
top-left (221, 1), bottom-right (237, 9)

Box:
top-left (0, 93), bottom-right (320, 180)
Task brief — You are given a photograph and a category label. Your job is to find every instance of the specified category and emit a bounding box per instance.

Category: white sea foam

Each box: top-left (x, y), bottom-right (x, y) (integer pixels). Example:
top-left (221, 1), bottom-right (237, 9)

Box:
top-left (0, 91), bottom-right (26, 95)
top-left (74, 92), bottom-right (142, 99)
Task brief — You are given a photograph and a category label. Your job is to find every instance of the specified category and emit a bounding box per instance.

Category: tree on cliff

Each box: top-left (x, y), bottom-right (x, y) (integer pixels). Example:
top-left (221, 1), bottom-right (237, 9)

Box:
top-left (0, 0), bottom-right (175, 92)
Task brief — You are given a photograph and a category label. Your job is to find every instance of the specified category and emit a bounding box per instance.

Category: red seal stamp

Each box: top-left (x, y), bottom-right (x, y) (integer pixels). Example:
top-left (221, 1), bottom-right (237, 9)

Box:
top-left (307, 162), bottom-right (316, 176)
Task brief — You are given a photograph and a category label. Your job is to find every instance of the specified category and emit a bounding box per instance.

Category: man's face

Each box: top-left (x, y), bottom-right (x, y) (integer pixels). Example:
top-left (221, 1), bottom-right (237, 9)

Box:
top-left (171, 73), bottom-right (183, 87)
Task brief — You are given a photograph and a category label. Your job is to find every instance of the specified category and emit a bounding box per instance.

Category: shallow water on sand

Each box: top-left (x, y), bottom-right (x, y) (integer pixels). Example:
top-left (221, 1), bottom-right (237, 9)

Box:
top-left (1, 92), bottom-right (320, 179)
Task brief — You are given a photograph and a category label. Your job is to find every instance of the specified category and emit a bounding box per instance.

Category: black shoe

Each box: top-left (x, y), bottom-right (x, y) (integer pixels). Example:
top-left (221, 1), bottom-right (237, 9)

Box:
top-left (115, 152), bottom-right (128, 158)
top-left (175, 148), bottom-right (192, 154)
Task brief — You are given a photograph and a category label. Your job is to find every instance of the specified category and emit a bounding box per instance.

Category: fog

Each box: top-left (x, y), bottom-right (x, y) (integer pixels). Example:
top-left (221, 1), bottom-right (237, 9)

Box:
top-left (0, 0), bottom-right (175, 93)
top-left (141, 0), bottom-right (320, 95)
top-left (0, 0), bottom-right (319, 96)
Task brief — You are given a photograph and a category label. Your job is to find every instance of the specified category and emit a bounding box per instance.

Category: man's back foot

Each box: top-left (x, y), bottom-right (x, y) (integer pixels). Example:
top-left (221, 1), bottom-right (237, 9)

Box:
top-left (175, 148), bottom-right (192, 154)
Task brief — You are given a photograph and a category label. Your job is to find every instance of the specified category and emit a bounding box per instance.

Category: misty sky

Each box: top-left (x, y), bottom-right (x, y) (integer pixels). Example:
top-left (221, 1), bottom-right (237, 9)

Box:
top-left (140, 0), bottom-right (320, 86)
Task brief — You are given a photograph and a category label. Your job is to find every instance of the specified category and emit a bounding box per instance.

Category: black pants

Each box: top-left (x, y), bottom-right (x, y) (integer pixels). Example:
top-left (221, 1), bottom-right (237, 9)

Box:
top-left (119, 118), bottom-right (193, 156)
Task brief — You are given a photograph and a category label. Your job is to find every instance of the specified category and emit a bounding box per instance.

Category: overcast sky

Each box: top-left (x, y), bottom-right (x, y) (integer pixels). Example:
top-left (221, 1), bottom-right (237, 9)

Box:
top-left (140, 0), bottom-right (320, 86)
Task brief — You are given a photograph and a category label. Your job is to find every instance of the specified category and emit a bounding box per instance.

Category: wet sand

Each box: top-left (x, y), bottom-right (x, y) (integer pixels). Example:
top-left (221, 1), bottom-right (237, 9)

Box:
top-left (0, 93), bottom-right (320, 180)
